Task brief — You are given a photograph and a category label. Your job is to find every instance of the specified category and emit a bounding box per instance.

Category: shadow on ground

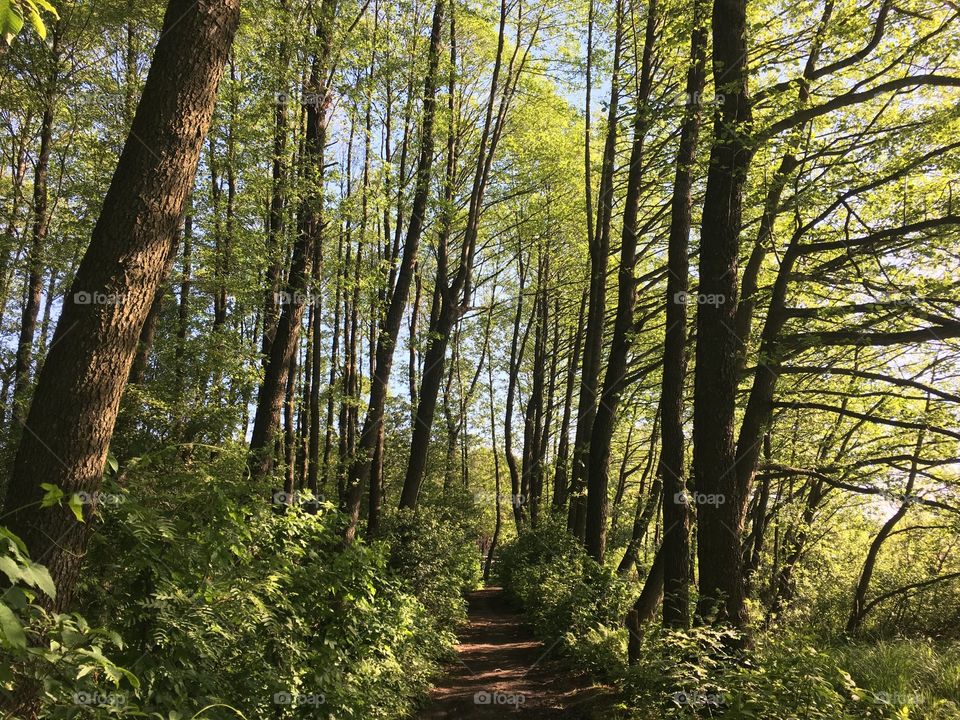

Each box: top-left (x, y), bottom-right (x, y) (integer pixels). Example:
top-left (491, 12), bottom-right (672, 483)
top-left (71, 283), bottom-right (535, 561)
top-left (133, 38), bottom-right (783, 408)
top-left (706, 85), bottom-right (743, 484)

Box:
top-left (421, 587), bottom-right (616, 718)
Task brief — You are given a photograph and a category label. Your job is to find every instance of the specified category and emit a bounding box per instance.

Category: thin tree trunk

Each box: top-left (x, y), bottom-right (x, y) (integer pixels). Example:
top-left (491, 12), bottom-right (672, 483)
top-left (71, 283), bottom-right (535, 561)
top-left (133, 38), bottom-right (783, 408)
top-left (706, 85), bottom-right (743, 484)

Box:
top-left (11, 92), bottom-right (56, 429)
top-left (249, 0), bottom-right (337, 481)
top-left (585, 0), bottom-right (658, 562)
top-left (552, 290), bottom-right (585, 513)
top-left (568, 0), bottom-right (623, 538)
top-left (343, 0), bottom-right (446, 540)
top-left (846, 421), bottom-right (926, 634)
top-left (483, 352), bottom-right (502, 582)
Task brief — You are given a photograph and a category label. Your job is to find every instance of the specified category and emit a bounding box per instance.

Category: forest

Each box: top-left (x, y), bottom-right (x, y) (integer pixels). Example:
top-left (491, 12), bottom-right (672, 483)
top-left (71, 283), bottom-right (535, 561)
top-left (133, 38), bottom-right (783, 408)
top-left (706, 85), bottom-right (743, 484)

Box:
top-left (0, 0), bottom-right (959, 716)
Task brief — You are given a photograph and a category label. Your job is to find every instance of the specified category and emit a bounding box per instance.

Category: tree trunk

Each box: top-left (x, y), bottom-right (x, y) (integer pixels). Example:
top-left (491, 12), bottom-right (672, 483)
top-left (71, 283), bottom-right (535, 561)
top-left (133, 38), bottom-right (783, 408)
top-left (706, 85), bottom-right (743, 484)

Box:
top-left (261, 2), bottom-right (290, 363)
top-left (659, 0), bottom-right (707, 629)
top-left (1, 0), bottom-right (241, 625)
top-left (552, 290), bottom-right (586, 513)
top-left (846, 423), bottom-right (925, 634)
top-left (248, 0), bottom-right (337, 481)
top-left (341, 0), bottom-right (444, 539)
top-left (585, 0), bottom-right (658, 562)
top-left (568, 0), bottom-right (623, 539)
top-left (11, 90), bottom-right (56, 430)
top-left (692, 0), bottom-right (752, 631)
top-left (503, 253), bottom-right (529, 528)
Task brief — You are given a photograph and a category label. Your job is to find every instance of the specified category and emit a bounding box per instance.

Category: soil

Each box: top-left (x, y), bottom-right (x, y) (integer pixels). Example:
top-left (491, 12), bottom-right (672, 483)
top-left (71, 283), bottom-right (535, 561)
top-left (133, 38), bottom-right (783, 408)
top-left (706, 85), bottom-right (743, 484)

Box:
top-left (420, 587), bottom-right (616, 718)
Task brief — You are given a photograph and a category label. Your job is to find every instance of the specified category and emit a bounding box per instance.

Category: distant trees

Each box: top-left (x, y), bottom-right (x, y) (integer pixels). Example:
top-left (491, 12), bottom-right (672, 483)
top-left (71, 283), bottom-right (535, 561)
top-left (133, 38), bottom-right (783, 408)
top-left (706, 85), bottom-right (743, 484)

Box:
top-left (0, 0), bottom-right (958, 674)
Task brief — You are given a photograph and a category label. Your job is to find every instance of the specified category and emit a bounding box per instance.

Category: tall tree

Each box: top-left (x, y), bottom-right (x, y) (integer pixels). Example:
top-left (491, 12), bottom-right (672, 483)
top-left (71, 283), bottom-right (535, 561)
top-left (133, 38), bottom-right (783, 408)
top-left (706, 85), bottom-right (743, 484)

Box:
top-left (343, 0), bottom-right (445, 541)
top-left (248, 0), bottom-right (338, 481)
top-left (691, 0), bottom-right (752, 630)
top-left (585, 0), bottom-right (658, 562)
top-left (1, 0), bottom-right (241, 618)
top-left (659, 0), bottom-right (707, 629)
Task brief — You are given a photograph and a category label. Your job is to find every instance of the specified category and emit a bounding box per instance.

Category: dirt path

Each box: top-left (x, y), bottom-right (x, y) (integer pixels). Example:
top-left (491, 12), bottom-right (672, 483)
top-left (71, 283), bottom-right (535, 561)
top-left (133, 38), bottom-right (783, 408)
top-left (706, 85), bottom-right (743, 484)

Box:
top-left (421, 587), bottom-right (613, 718)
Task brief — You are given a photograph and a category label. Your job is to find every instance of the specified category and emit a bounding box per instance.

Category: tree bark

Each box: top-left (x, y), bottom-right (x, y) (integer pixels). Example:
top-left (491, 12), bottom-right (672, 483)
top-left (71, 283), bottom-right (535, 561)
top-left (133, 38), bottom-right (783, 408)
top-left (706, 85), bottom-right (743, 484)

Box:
top-left (1, 0), bottom-right (241, 623)
top-left (659, 0), bottom-right (707, 629)
top-left (692, 0), bottom-right (752, 632)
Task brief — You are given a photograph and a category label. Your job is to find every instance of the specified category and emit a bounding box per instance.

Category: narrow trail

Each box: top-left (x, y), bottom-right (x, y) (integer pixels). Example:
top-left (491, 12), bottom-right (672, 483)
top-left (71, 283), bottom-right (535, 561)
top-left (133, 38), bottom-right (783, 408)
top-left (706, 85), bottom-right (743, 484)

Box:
top-left (422, 587), bottom-right (614, 718)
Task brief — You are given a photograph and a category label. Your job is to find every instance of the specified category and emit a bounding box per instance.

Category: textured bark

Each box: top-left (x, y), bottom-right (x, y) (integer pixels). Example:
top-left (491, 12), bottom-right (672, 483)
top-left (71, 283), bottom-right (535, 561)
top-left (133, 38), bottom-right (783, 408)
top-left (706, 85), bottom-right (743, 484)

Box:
top-left (627, 545), bottom-right (665, 665)
top-left (659, 0), bottom-right (707, 629)
top-left (692, 0), bottom-right (752, 631)
top-left (129, 229), bottom-right (179, 384)
top-left (1, 0), bottom-right (241, 625)
top-left (261, 6), bottom-right (290, 363)
top-left (483, 355), bottom-right (503, 582)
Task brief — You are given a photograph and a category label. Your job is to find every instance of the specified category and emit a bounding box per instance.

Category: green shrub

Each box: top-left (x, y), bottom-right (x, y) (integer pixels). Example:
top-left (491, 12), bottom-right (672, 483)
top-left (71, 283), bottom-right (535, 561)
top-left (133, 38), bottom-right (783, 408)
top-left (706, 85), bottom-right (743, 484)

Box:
top-left (496, 517), bottom-right (634, 676)
top-left (2, 445), bottom-right (477, 719)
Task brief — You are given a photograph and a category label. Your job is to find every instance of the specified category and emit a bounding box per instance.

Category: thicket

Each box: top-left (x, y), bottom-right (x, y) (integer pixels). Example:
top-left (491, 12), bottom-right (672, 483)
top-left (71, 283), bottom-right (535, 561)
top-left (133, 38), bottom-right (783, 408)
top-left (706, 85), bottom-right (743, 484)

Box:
top-left (1, 446), bottom-right (481, 719)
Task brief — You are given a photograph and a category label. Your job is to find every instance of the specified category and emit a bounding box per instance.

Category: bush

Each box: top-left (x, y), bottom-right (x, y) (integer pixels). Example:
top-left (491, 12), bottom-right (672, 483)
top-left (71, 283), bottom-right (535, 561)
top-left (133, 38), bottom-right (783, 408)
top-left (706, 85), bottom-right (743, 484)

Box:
top-left (622, 628), bottom-right (960, 719)
top-left (496, 516), bottom-right (634, 676)
top-left (0, 526), bottom-right (140, 717)
top-left (382, 498), bottom-right (482, 630)
top-left (2, 445), bottom-right (479, 719)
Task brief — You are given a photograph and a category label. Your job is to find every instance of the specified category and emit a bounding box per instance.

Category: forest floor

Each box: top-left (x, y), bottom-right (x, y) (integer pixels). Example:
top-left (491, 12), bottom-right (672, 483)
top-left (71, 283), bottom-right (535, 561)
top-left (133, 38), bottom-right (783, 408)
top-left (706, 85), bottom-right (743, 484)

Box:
top-left (422, 587), bottom-right (616, 718)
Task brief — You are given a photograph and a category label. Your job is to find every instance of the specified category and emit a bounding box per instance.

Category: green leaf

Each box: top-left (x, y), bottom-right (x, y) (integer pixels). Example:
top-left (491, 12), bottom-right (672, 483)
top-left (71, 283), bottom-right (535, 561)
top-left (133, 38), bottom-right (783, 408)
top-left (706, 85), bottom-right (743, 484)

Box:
top-left (32, 0), bottom-right (58, 15)
top-left (0, 555), bottom-right (21, 585)
top-left (68, 493), bottom-right (85, 523)
top-left (25, 4), bottom-right (43, 39)
top-left (20, 562), bottom-right (56, 599)
top-left (40, 482), bottom-right (64, 508)
top-left (0, 602), bottom-right (26, 649)
top-left (0, 2), bottom-right (23, 45)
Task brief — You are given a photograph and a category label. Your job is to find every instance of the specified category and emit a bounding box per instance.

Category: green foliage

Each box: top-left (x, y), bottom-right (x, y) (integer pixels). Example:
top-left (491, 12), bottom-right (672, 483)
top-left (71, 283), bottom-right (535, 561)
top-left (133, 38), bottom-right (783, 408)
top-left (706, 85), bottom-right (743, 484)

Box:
top-left (0, 527), bottom-right (140, 716)
top-left (382, 500), bottom-right (482, 630)
top-left (497, 517), bottom-right (634, 672)
top-left (1, 447), bottom-right (478, 718)
top-left (621, 629), bottom-right (960, 720)
top-left (0, 0), bottom-right (56, 45)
